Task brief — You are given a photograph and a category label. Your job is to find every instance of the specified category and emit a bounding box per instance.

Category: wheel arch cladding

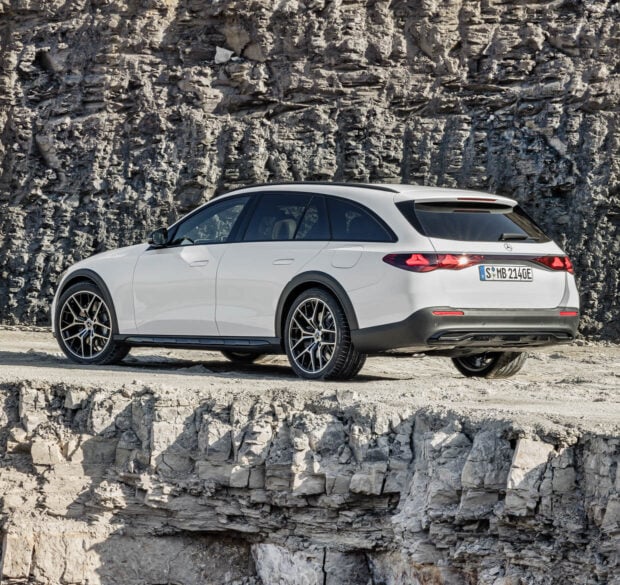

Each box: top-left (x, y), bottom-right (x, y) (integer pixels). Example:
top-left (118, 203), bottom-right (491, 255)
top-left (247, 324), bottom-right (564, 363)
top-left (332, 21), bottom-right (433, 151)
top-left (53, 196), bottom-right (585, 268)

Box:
top-left (275, 271), bottom-right (359, 338)
top-left (56, 269), bottom-right (121, 335)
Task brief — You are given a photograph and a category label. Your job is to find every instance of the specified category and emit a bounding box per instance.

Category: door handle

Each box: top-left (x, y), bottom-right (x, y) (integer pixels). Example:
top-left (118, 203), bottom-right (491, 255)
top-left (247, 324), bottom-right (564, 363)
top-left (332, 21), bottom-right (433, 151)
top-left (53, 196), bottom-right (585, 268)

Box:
top-left (189, 260), bottom-right (209, 267)
top-left (273, 258), bottom-right (294, 265)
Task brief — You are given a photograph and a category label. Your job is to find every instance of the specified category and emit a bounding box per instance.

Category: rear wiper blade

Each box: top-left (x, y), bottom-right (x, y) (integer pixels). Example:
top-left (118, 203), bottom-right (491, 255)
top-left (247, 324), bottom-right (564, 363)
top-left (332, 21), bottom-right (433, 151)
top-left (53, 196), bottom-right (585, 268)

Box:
top-left (499, 232), bottom-right (535, 241)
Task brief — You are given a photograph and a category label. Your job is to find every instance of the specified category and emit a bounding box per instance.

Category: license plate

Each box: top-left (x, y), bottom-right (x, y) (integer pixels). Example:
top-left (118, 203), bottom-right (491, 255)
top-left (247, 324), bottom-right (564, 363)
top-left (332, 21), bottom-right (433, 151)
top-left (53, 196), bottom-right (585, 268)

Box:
top-left (479, 265), bottom-right (533, 282)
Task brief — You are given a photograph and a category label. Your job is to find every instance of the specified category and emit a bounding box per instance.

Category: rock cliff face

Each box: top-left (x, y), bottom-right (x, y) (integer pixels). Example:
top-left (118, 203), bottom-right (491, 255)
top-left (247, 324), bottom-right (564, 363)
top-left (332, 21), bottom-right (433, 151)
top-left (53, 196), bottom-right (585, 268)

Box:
top-left (0, 379), bottom-right (618, 584)
top-left (0, 0), bottom-right (619, 336)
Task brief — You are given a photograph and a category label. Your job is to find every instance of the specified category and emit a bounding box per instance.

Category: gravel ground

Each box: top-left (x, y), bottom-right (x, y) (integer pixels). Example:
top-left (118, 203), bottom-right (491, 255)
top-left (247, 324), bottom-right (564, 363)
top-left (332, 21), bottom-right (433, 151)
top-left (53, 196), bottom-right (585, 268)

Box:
top-left (0, 327), bottom-right (618, 435)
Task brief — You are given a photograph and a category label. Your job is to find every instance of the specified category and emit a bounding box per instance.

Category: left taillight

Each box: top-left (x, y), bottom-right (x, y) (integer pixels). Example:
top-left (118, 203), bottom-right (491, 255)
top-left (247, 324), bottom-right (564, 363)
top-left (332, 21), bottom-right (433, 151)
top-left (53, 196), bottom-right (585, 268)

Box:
top-left (533, 256), bottom-right (574, 274)
top-left (383, 253), bottom-right (484, 272)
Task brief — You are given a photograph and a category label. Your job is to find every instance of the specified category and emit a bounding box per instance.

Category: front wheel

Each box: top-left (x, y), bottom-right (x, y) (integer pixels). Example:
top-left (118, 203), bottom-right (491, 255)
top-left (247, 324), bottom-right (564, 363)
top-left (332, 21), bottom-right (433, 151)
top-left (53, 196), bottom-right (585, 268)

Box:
top-left (451, 351), bottom-right (527, 379)
top-left (284, 288), bottom-right (366, 380)
top-left (56, 282), bottom-right (130, 365)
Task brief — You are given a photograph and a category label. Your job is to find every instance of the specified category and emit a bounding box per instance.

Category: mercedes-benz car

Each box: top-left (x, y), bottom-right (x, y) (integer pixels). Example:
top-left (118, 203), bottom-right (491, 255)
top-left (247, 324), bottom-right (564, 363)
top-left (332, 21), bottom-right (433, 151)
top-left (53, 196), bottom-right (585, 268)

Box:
top-left (52, 182), bottom-right (579, 380)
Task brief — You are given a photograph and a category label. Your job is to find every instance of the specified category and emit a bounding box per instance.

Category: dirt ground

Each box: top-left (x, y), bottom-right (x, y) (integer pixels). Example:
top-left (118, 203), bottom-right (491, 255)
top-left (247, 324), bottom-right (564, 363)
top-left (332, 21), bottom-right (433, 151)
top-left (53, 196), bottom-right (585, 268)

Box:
top-left (0, 327), bottom-right (618, 435)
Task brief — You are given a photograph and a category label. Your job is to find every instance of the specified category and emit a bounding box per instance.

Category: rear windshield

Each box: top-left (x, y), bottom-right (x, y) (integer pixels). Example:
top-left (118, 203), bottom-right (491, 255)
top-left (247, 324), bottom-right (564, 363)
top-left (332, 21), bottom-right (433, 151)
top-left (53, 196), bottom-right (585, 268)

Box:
top-left (396, 201), bottom-right (550, 242)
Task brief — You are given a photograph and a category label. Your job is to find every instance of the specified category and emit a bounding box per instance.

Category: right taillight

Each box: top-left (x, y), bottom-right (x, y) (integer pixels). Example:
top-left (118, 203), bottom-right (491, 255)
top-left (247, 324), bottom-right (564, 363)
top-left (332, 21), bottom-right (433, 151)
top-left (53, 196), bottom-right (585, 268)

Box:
top-left (533, 256), bottom-right (574, 273)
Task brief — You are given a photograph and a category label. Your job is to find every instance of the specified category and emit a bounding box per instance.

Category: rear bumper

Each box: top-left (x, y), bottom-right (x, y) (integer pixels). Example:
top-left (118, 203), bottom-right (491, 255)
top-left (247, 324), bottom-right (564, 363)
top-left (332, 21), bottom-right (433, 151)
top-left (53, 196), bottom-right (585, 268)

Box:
top-left (351, 307), bottom-right (579, 354)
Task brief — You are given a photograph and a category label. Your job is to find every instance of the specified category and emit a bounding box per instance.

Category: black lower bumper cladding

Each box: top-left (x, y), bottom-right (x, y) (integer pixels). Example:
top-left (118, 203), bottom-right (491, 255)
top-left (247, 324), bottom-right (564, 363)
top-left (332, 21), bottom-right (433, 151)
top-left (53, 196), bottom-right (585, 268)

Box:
top-left (351, 307), bottom-right (579, 353)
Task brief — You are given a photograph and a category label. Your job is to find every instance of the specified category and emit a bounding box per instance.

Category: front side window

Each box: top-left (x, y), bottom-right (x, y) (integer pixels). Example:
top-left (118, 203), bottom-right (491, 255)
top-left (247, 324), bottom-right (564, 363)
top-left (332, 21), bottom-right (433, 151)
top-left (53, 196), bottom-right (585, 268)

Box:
top-left (396, 201), bottom-right (550, 242)
top-left (170, 196), bottom-right (249, 246)
top-left (244, 193), bottom-right (311, 241)
top-left (328, 198), bottom-right (395, 242)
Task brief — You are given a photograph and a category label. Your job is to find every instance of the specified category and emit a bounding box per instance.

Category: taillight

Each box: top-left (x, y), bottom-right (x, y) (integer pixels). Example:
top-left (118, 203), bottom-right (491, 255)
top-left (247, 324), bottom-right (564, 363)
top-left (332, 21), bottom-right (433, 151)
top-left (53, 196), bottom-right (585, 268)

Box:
top-left (533, 256), bottom-right (574, 273)
top-left (383, 253), bottom-right (484, 272)
top-left (404, 253), bottom-right (431, 270)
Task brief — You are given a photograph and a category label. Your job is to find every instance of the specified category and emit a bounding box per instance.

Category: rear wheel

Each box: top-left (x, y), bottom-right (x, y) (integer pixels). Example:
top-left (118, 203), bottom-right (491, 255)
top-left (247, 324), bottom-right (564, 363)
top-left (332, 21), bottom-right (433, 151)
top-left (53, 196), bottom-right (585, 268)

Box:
top-left (284, 288), bottom-right (366, 380)
top-left (221, 350), bottom-right (264, 364)
top-left (451, 351), bottom-right (527, 379)
top-left (56, 282), bottom-right (129, 365)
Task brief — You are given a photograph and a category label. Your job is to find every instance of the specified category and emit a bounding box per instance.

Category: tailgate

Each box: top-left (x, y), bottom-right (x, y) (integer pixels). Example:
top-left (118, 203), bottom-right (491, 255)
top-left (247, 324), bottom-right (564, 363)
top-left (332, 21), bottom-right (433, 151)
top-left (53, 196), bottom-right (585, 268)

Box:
top-left (426, 238), bottom-right (567, 309)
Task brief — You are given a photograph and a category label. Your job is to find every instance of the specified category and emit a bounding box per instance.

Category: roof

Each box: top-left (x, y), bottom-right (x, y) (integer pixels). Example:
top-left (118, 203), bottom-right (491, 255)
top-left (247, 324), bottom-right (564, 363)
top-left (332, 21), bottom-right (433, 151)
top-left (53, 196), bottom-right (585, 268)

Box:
top-left (222, 181), bottom-right (399, 195)
top-left (217, 182), bottom-right (516, 206)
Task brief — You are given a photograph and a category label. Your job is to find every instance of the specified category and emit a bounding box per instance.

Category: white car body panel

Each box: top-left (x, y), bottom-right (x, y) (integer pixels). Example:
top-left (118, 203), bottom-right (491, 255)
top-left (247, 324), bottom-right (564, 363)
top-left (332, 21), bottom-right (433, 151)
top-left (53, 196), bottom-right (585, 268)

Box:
top-left (308, 242), bottom-right (404, 328)
top-left (216, 241), bottom-right (328, 336)
top-left (133, 243), bottom-right (227, 335)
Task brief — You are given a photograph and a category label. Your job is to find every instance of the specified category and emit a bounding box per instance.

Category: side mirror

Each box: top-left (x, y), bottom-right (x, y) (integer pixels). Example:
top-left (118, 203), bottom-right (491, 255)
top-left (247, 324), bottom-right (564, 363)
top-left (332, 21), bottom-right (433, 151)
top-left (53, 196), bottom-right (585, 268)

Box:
top-left (148, 227), bottom-right (168, 247)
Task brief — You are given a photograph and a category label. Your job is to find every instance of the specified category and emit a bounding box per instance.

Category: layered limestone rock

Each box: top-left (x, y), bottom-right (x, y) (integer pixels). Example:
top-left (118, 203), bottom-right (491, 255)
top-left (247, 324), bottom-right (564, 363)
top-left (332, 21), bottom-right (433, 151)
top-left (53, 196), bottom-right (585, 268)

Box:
top-left (0, 380), bottom-right (617, 584)
top-left (0, 0), bottom-right (619, 337)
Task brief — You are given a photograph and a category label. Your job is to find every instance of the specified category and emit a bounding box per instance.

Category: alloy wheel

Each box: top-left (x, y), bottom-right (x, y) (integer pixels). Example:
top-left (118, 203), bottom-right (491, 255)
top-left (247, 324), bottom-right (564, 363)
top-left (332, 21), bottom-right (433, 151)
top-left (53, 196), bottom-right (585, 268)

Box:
top-left (59, 291), bottom-right (112, 360)
top-left (288, 297), bottom-right (337, 375)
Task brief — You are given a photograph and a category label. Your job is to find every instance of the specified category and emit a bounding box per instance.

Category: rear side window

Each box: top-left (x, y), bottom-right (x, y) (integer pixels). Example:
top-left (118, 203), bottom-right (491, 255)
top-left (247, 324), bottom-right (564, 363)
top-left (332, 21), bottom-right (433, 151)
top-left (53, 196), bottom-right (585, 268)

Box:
top-left (295, 196), bottom-right (330, 240)
top-left (396, 201), bottom-right (550, 242)
top-left (244, 193), bottom-right (311, 241)
top-left (328, 198), bottom-right (395, 242)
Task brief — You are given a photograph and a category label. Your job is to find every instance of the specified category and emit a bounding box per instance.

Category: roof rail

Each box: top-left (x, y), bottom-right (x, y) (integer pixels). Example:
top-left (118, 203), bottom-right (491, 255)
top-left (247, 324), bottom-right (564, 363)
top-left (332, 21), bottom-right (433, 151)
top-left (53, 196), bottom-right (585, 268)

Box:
top-left (218, 181), bottom-right (400, 196)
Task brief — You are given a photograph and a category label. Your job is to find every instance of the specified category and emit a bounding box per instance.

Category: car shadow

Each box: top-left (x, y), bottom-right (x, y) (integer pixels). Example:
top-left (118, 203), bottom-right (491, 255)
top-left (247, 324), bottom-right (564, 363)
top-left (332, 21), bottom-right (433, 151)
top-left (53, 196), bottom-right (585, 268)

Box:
top-left (0, 350), bottom-right (408, 382)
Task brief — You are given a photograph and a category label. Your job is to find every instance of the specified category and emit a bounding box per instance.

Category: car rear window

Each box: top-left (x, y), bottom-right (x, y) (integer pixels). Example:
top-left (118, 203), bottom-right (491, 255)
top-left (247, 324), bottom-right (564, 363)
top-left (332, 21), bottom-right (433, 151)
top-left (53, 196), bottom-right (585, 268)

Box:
top-left (396, 201), bottom-right (550, 242)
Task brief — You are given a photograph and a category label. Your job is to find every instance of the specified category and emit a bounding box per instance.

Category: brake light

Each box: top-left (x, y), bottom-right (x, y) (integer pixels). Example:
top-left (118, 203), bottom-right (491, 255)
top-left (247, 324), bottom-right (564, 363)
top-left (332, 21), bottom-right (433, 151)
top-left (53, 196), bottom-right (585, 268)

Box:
top-left (457, 197), bottom-right (497, 202)
top-left (559, 310), bottom-right (578, 317)
top-left (533, 256), bottom-right (574, 273)
top-left (432, 310), bottom-right (465, 316)
top-left (383, 253), bottom-right (484, 272)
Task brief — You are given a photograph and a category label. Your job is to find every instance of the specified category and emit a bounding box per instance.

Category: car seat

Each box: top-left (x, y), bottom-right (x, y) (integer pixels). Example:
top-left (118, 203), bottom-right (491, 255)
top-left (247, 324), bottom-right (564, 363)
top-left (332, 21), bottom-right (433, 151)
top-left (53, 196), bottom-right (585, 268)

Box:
top-left (271, 218), bottom-right (297, 240)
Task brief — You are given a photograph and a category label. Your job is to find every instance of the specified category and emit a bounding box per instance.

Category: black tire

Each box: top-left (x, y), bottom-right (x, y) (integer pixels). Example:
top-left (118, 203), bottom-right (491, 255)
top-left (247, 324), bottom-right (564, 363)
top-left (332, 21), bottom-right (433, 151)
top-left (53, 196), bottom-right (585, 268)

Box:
top-left (55, 281), bottom-right (130, 365)
top-left (221, 350), bottom-right (264, 364)
top-left (284, 287), bottom-right (366, 380)
top-left (451, 351), bottom-right (527, 379)
top-left (336, 351), bottom-right (367, 380)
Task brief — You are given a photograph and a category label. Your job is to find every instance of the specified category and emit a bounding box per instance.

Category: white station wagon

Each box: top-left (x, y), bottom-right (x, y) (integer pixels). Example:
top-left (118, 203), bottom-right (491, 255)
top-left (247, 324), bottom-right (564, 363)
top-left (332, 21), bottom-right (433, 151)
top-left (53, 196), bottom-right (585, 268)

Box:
top-left (52, 182), bottom-right (580, 380)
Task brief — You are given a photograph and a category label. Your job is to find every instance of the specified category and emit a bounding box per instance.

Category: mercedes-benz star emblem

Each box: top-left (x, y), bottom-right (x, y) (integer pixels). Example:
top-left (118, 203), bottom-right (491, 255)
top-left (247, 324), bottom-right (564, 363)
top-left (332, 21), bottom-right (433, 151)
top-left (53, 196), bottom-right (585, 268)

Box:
top-left (504, 242), bottom-right (513, 251)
